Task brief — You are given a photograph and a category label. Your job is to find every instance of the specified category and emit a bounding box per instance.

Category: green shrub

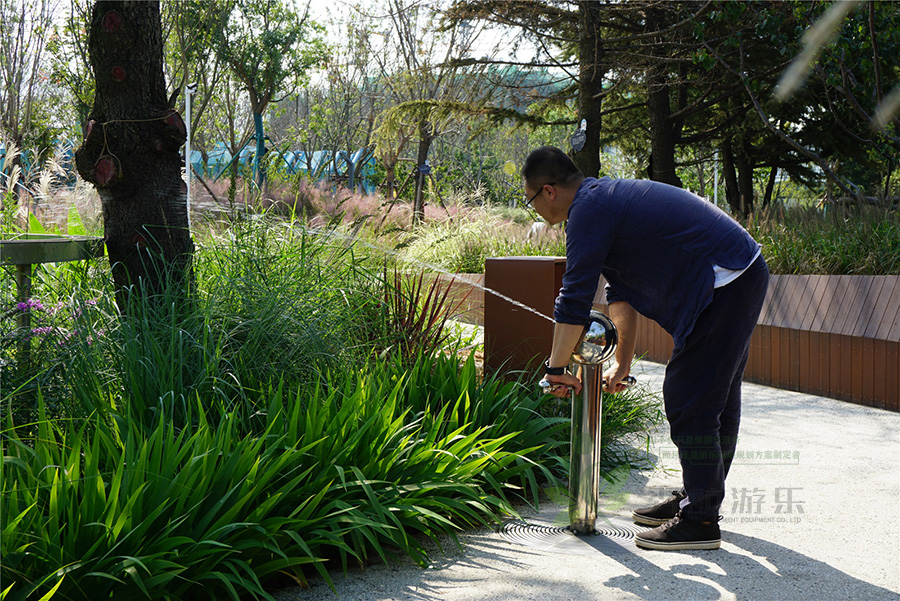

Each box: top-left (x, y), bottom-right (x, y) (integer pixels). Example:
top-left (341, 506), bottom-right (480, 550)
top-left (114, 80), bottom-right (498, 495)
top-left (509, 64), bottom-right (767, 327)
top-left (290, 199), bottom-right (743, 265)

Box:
top-left (747, 206), bottom-right (900, 275)
top-left (394, 211), bottom-right (566, 274)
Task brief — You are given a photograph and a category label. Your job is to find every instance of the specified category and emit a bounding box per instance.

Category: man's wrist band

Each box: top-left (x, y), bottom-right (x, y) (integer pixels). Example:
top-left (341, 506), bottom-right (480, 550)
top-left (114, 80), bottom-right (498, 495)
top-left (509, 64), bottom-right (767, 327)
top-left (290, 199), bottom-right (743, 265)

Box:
top-left (544, 360), bottom-right (567, 376)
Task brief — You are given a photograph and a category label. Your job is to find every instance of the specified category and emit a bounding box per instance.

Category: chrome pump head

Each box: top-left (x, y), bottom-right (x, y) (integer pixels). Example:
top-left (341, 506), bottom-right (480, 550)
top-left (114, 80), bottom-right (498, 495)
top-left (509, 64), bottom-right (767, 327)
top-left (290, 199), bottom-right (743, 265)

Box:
top-left (572, 310), bottom-right (618, 365)
top-left (537, 310), bottom-right (622, 395)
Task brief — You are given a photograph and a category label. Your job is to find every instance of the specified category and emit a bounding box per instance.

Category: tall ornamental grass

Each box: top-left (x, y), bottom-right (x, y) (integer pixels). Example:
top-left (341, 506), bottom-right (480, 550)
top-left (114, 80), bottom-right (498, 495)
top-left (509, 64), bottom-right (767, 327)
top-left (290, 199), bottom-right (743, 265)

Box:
top-left (746, 206), bottom-right (900, 275)
top-left (1, 216), bottom-right (450, 428)
top-left (392, 210), bottom-right (566, 275)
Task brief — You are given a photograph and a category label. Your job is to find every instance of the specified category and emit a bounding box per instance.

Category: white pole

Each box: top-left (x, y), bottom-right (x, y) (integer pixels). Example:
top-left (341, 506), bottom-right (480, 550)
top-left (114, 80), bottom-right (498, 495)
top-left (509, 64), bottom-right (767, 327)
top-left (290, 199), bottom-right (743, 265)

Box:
top-left (713, 149), bottom-right (719, 206)
top-left (185, 82), bottom-right (197, 229)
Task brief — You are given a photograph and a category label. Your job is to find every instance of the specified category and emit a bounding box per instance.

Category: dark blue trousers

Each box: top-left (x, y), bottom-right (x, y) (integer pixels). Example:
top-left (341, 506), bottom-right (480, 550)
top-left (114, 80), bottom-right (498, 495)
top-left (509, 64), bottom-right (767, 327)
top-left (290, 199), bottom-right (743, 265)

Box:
top-left (663, 255), bottom-right (769, 521)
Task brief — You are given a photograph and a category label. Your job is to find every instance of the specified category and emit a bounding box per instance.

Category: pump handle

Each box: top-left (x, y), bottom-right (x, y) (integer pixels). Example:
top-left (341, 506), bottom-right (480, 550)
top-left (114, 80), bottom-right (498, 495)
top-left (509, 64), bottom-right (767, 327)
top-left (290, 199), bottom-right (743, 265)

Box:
top-left (539, 375), bottom-right (636, 394)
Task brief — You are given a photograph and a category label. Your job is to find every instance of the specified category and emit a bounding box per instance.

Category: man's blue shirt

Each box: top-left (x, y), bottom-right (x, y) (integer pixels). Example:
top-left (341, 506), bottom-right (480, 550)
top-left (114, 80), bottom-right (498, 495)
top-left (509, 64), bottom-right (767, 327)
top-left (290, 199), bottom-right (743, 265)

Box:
top-left (553, 177), bottom-right (761, 349)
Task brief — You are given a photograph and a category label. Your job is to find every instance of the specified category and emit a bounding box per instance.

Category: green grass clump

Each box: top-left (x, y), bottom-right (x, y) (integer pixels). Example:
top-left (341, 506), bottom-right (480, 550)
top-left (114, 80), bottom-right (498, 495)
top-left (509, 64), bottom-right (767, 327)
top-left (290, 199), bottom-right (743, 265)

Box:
top-left (395, 214), bottom-right (511, 274)
top-left (394, 211), bottom-right (566, 274)
top-left (746, 206), bottom-right (900, 275)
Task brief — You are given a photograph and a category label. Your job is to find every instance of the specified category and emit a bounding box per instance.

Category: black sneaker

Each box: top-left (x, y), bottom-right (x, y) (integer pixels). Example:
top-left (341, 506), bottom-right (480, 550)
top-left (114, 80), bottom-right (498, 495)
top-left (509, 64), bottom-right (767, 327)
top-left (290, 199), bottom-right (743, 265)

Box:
top-left (634, 512), bottom-right (721, 551)
top-left (631, 490), bottom-right (685, 526)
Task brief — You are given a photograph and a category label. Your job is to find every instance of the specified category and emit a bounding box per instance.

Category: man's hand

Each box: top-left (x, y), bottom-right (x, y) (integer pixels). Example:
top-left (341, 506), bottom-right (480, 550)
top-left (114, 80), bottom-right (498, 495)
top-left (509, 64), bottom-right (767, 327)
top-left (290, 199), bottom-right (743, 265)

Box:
top-left (541, 372), bottom-right (582, 397)
top-left (602, 361), bottom-right (632, 394)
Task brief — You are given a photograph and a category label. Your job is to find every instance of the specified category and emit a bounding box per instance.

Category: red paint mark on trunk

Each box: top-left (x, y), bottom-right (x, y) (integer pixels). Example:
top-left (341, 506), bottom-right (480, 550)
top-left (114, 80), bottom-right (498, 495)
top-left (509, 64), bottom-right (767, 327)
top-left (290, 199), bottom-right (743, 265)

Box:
top-left (112, 66), bottom-right (126, 82)
top-left (102, 11), bottom-right (122, 32)
top-left (94, 156), bottom-right (116, 186)
top-left (165, 112), bottom-right (186, 136)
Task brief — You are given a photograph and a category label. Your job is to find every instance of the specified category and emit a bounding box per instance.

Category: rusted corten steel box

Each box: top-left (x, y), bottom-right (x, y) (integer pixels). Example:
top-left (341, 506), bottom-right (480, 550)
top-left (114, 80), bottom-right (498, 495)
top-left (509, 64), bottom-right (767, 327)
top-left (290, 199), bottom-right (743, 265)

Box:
top-left (484, 256), bottom-right (565, 374)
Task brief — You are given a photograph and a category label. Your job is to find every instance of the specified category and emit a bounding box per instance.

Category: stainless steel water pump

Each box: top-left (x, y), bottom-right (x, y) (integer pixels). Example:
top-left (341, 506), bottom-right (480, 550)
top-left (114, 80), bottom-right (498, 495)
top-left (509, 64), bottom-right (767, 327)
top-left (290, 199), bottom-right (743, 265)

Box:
top-left (540, 310), bottom-right (634, 534)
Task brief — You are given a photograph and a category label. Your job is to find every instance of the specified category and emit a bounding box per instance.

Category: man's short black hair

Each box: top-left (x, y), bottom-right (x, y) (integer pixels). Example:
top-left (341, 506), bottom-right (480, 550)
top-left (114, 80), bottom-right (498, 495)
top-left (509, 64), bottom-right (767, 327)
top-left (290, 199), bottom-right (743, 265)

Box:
top-left (521, 146), bottom-right (583, 188)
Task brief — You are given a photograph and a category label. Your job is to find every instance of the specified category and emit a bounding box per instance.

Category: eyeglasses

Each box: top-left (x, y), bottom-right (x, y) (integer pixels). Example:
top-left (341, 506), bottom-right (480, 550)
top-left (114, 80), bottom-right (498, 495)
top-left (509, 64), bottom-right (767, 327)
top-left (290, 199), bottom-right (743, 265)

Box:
top-left (524, 182), bottom-right (555, 207)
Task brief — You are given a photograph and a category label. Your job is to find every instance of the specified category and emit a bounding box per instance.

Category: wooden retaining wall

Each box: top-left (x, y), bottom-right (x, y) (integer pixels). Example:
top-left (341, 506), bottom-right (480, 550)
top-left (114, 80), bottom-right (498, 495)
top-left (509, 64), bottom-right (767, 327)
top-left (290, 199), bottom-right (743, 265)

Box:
top-left (439, 269), bottom-right (900, 412)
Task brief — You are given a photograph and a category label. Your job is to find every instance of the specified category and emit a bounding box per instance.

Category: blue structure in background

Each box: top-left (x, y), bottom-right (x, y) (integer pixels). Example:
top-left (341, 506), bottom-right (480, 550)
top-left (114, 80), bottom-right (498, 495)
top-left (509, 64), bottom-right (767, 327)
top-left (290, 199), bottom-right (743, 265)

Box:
top-left (0, 143), bottom-right (37, 177)
top-left (2, 140), bottom-right (379, 196)
top-left (191, 142), bottom-right (378, 194)
top-left (0, 141), bottom-right (78, 189)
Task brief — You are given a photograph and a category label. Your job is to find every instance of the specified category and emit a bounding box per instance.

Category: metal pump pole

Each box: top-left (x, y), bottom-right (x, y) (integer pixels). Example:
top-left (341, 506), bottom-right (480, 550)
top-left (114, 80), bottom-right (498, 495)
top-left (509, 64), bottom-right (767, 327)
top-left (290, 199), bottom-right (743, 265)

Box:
top-left (568, 358), bottom-right (604, 533)
top-left (540, 311), bottom-right (634, 535)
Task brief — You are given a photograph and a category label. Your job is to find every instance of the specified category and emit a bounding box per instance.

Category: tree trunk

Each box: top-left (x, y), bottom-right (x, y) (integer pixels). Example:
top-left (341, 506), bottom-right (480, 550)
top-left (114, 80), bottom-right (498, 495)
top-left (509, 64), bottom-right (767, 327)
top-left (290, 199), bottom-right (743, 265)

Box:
top-left (253, 111), bottom-right (265, 186)
top-left (384, 163), bottom-right (396, 200)
top-left (74, 0), bottom-right (194, 309)
top-left (735, 145), bottom-right (755, 216)
top-left (645, 8), bottom-right (681, 188)
top-left (572, 0), bottom-right (605, 178)
top-left (762, 166), bottom-right (778, 208)
top-left (647, 67), bottom-right (681, 187)
top-left (721, 140), bottom-right (741, 214)
top-left (882, 160), bottom-right (894, 204)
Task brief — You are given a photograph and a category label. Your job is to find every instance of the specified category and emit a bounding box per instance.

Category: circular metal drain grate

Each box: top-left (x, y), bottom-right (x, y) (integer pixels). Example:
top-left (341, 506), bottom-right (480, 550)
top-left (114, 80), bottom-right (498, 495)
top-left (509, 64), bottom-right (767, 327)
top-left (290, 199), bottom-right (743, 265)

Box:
top-left (498, 515), bottom-right (648, 556)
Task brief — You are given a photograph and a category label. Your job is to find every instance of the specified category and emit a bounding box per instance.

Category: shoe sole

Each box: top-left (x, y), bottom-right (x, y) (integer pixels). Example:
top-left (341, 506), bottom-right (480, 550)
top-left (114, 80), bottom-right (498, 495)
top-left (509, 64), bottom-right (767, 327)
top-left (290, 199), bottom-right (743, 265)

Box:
top-left (631, 512), bottom-right (673, 526)
top-left (634, 537), bottom-right (721, 551)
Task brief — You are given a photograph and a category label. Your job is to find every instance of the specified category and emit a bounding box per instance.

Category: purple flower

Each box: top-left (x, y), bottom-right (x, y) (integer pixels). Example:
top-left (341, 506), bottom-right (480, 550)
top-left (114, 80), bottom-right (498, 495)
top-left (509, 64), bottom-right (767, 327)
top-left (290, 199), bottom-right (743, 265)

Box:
top-left (31, 327), bottom-right (54, 336)
top-left (16, 299), bottom-right (45, 312)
